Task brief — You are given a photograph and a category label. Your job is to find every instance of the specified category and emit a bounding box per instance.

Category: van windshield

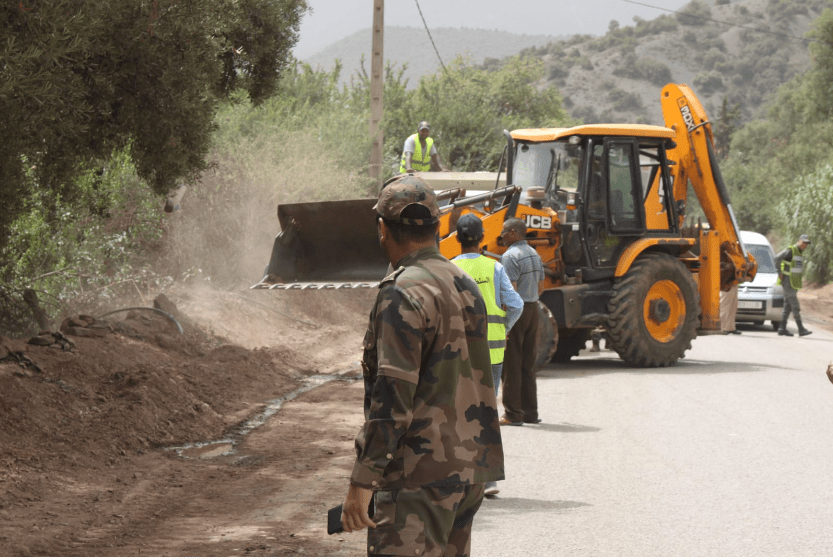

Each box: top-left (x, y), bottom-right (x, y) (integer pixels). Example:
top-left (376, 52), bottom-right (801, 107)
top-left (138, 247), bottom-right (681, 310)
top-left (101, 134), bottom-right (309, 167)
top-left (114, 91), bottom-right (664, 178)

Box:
top-left (746, 244), bottom-right (776, 273)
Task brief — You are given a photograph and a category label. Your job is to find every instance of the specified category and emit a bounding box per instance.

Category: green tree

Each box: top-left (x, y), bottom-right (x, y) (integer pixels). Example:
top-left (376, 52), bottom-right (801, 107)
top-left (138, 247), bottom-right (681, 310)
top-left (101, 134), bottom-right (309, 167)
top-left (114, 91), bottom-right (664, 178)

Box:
top-left (714, 98), bottom-right (741, 160)
top-left (0, 0), bottom-right (307, 246)
top-left (778, 163), bottom-right (833, 283)
top-left (722, 9), bottom-right (833, 235)
top-left (388, 56), bottom-right (572, 173)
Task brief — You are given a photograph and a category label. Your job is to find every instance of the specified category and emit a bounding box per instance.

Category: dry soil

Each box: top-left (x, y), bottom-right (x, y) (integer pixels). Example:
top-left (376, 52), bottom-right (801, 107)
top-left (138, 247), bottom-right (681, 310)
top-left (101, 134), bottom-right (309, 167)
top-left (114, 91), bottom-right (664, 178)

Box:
top-left (1, 283), bottom-right (831, 556)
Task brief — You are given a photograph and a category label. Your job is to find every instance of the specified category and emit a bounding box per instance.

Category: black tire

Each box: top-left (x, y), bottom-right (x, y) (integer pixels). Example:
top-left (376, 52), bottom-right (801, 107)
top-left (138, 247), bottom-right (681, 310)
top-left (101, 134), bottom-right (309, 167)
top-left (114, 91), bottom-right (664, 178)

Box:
top-left (771, 320), bottom-right (780, 331)
top-left (550, 328), bottom-right (592, 363)
top-left (752, 321), bottom-right (764, 326)
top-left (534, 302), bottom-right (559, 369)
top-left (606, 253), bottom-right (700, 367)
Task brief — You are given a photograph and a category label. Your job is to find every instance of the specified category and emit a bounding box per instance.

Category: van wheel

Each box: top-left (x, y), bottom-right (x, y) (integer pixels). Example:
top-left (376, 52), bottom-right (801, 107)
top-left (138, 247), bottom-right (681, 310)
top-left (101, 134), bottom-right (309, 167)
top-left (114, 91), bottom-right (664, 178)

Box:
top-left (606, 253), bottom-right (700, 367)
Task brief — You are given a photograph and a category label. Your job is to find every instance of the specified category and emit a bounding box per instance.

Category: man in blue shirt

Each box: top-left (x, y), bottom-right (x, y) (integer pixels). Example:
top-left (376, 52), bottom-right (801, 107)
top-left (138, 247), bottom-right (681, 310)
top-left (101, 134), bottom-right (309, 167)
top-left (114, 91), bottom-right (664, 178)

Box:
top-left (499, 218), bottom-right (545, 426)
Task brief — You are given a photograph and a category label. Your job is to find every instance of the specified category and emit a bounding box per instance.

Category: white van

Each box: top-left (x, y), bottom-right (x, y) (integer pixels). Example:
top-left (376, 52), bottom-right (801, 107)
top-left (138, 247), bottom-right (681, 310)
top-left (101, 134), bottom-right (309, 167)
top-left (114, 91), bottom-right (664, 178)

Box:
top-left (736, 231), bottom-right (785, 330)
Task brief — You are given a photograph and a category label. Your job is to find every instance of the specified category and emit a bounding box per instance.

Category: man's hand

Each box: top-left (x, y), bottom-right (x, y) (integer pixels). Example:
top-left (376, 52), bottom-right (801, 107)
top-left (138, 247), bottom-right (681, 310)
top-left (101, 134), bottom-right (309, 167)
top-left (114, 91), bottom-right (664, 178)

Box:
top-left (341, 483), bottom-right (376, 533)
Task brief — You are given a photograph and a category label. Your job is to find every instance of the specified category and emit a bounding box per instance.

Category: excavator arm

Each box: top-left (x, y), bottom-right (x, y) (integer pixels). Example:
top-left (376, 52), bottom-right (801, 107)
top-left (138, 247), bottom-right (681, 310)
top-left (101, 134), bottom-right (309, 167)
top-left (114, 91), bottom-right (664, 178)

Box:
top-left (661, 83), bottom-right (756, 288)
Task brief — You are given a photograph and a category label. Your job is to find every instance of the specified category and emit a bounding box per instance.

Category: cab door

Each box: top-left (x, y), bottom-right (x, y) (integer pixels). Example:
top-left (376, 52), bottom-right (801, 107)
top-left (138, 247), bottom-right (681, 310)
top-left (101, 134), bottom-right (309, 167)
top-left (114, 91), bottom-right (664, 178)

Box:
top-left (582, 138), bottom-right (645, 270)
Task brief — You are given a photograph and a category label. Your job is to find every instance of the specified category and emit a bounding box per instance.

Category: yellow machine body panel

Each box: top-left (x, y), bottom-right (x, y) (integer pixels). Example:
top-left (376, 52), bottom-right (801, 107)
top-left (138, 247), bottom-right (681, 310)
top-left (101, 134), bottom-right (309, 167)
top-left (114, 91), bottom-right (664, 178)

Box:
top-left (256, 84), bottom-right (757, 367)
top-left (511, 124), bottom-right (674, 142)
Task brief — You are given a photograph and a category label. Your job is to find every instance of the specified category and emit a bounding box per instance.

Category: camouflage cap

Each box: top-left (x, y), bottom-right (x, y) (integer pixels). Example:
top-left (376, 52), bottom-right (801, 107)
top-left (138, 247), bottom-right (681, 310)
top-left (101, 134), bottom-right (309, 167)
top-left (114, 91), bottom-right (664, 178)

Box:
top-left (374, 174), bottom-right (440, 226)
top-left (799, 234), bottom-right (811, 244)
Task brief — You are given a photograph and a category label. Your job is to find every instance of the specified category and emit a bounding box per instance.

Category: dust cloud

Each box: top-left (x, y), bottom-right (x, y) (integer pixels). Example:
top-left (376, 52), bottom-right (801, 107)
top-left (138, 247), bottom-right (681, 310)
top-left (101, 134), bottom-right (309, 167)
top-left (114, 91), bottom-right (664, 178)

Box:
top-left (162, 130), bottom-right (369, 288)
top-left (153, 129), bottom-right (375, 354)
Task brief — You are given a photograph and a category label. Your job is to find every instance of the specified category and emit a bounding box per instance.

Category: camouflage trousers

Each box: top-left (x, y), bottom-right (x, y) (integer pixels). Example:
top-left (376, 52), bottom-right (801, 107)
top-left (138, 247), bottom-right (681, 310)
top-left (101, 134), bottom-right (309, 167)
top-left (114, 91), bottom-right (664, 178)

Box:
top-left (367, 483), bottom-right (485, 556)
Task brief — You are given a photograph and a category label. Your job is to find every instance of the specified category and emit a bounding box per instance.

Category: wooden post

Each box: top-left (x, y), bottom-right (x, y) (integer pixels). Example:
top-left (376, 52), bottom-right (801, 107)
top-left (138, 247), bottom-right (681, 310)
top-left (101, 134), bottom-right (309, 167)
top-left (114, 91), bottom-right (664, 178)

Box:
top-left (369, 0), bottom-right (384, 193)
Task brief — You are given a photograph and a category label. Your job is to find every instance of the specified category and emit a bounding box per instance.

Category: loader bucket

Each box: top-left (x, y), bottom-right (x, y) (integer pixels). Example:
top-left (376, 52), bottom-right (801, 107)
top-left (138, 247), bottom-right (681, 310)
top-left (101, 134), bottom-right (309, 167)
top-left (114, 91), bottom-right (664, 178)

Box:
top-left (261, 198), bottom-right (388, 285)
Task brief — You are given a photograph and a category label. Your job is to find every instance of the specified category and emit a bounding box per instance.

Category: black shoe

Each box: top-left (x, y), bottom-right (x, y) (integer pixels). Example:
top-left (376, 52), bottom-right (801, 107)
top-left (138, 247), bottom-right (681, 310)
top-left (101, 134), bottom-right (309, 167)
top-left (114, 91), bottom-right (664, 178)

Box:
top-left (799, 329), bottom-right (813, 337)
top-left (729, 330), bottom-right (742, 335)
top-left (778, 330), bottom-right (793, 337)
top-left (524, 418), bottom-right (542, 424)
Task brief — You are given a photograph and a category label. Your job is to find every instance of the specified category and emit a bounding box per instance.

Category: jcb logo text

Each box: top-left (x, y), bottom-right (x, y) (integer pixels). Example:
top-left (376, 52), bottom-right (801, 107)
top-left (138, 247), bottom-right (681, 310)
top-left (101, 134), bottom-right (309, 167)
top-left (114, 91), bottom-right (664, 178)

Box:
top-left (523, 215), bottom-right (552, 229)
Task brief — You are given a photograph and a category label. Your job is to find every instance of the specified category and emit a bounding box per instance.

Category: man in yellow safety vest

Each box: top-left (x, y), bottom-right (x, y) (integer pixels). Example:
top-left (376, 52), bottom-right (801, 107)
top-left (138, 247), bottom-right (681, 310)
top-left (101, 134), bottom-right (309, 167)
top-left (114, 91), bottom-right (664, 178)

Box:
top-left (452, 213), bottom-right (523, 498)
top-left (775, 234), bottom-right (812, 337)
top-left (400, 121), bottom-right (447, 173)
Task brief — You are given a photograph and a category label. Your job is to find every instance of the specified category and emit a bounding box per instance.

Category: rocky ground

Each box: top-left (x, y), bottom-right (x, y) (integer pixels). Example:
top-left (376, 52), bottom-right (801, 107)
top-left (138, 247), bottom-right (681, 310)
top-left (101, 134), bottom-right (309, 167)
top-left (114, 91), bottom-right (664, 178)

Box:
top-left (1, 283), bottom-right (831, 556)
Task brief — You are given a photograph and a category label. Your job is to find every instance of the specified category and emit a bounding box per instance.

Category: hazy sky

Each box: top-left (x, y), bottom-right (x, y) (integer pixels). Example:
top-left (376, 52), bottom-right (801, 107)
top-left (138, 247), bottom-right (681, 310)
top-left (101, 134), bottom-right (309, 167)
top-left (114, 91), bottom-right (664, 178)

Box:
top-left (294, 0), bottom-right (692, 59)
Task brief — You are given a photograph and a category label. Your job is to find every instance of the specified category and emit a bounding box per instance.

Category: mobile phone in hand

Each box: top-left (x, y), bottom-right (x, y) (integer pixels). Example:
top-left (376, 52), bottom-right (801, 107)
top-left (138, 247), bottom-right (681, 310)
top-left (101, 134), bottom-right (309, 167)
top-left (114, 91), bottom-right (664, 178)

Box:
top-left (327, 499), bottom-right (376, 535)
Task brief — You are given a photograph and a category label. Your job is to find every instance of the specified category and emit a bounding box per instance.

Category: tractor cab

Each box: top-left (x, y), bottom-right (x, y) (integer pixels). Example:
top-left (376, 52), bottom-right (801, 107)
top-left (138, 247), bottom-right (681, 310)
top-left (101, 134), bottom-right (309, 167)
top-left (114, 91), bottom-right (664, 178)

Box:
top-left (507, 126), bottom-right (681, 282)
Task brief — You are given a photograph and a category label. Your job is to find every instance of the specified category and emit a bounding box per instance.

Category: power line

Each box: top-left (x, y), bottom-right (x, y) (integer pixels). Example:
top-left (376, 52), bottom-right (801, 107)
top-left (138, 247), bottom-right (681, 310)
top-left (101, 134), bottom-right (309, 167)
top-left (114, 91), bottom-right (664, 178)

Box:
top-left (620, 0), bottom-right (817, 45)
top-left (413, 0), bottom-right (449, 76)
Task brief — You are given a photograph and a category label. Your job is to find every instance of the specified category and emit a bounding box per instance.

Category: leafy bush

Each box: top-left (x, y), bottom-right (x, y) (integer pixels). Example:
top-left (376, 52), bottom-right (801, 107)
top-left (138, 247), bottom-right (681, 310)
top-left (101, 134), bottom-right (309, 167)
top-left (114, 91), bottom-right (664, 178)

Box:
top-left (607, 89), bottom-right (644, 112)
top-left (693, 72), bottom-right (724, 95)
top-left (613, 54), bottom-right (672, 86)
top-left (701, 48), bottom-right (727, 72)
top-left (0, 148), bottom-right (169, 336)
top-left (676, 1), bottom-right (712, 26)
top-left (548, 60), bottom-right (571, 81)
top-left (778, 163), bottom-right (833, 283)
top-left (0, 0), bottom-right (307, 246)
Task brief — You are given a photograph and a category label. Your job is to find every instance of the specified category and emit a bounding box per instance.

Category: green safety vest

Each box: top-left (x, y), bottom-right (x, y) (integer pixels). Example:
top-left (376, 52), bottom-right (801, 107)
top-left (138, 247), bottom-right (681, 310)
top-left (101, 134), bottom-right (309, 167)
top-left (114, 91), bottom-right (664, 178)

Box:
top-left (400, 134), bottom-right (433, 173)
top-left (454, 255), bottom-right (507, 364)
top-left (778, 244), bottom-right (804, 289)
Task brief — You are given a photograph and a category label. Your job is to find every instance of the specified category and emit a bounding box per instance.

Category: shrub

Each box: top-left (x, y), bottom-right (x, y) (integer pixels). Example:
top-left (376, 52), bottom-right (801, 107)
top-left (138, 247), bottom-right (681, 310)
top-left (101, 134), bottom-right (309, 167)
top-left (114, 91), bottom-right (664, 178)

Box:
top-left (693, 72), bottom-right (724, 95)
top-left (676, 1), bottom-right (713, 26)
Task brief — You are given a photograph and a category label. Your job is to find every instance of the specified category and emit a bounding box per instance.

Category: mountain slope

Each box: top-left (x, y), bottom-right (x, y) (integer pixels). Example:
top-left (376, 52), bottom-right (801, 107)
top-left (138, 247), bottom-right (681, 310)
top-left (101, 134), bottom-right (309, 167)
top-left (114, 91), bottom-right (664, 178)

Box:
top-left (303, 26), bottom-right (564, 87)
top-left (517, 0), bottom-right (827, 125)
top-left (304, 0), bottom-right (828, 127)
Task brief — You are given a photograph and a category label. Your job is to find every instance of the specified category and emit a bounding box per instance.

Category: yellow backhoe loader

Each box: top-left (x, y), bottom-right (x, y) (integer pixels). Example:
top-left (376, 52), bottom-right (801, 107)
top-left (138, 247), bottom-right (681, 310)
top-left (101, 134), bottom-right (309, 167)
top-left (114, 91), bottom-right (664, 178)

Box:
top-left (255, 84), bottom-right (756, 367)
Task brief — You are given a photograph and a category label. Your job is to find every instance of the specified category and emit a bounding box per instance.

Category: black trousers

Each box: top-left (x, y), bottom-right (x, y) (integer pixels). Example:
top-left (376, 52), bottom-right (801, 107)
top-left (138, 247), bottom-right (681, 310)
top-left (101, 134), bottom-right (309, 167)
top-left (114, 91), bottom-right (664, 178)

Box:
top-left (502, 301), bottom-right (539, 423)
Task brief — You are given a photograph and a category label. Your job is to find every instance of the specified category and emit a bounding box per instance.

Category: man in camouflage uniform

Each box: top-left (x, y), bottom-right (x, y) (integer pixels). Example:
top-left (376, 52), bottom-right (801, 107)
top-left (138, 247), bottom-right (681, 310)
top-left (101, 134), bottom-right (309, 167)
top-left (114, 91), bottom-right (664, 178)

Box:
top-left (341, 174), bottom-right (504, 556)
top-left (775, 233), bottom-right (812, 337)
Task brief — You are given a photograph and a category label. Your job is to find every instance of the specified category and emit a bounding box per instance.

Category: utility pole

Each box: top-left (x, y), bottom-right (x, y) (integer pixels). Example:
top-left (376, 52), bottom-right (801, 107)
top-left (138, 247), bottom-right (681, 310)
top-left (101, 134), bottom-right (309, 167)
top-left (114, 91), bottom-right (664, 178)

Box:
top-left (369, 0), bottom-right (384, 193)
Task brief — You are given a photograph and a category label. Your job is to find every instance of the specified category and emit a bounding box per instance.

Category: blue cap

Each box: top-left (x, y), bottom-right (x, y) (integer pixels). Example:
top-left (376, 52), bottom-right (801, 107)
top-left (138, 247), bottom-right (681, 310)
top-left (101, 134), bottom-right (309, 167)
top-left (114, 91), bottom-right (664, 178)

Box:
top-left (456, 213), bottom-right (483, 241)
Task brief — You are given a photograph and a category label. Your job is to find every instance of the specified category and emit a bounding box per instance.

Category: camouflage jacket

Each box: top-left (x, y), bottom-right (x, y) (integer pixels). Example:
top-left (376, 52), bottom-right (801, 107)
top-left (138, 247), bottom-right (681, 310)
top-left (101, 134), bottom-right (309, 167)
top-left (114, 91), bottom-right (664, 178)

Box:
top-left (351, 247), bottom-right (505, 490)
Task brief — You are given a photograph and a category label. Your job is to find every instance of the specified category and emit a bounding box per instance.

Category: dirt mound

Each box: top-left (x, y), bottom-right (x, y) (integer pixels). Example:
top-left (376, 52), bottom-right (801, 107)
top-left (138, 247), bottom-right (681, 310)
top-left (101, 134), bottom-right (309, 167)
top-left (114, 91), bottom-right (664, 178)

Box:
top-left (0, 287), bottom-right (375, 556)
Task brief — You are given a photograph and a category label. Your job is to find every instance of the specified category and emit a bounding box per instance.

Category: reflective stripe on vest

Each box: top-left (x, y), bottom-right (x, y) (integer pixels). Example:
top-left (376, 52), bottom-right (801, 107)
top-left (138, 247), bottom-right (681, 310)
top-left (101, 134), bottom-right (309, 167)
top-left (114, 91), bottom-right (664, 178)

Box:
top-left (453, 255), bottom-right (507, 364)
top-left (400, 134), bottom-right (433, 172)
top-left (779, 244), bottom-right (804, 289)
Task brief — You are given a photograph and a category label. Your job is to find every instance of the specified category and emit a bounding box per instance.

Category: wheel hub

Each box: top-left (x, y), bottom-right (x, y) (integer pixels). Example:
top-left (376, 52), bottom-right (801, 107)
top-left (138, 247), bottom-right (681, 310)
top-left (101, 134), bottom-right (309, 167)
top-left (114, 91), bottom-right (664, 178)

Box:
top-left (648, 298), bottom-right (671, 323)
top-left (642, 280), bottom-right (686, 343)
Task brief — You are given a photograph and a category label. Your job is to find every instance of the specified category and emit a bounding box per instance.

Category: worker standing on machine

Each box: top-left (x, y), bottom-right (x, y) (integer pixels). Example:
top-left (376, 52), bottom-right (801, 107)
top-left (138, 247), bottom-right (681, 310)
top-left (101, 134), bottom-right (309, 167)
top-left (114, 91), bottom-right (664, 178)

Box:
top-left (400, 121), bottom-right (447, 173)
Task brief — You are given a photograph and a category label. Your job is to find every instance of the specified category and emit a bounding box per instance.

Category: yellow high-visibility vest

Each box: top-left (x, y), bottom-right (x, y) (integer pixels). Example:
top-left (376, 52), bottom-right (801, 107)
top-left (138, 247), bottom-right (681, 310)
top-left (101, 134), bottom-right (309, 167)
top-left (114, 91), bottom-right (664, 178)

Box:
top-left (778, 244), bottom-right (804, 289)
top-left (454, 255), bottom-right (507, 364)
top-left (400, 134), bottom-right (433, 173)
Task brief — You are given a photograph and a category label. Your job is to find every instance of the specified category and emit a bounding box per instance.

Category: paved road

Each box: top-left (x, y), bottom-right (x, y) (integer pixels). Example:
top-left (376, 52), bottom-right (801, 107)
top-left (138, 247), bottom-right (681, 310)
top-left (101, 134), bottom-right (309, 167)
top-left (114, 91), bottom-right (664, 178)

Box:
top-left (474, 321), bottom-right (833, 556)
